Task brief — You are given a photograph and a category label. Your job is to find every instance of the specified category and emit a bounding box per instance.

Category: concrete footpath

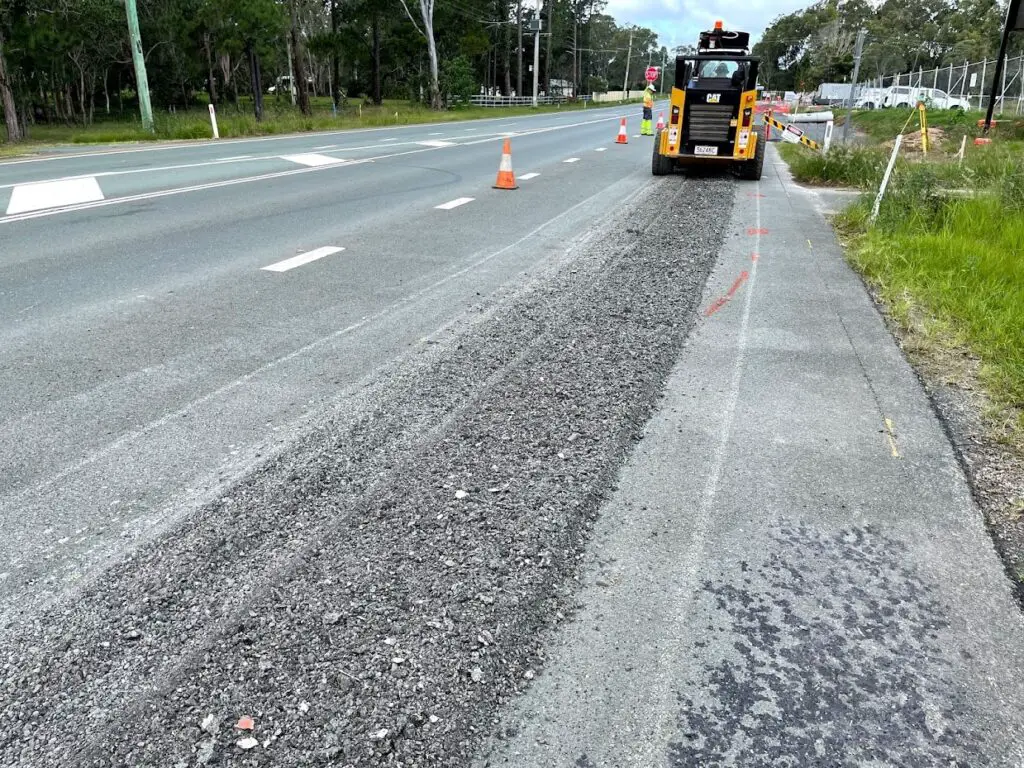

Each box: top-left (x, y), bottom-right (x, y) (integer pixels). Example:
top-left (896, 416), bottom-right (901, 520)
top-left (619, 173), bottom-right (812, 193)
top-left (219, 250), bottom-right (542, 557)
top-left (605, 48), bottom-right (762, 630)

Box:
top-left (476, 147), bottom-right (1024, 766)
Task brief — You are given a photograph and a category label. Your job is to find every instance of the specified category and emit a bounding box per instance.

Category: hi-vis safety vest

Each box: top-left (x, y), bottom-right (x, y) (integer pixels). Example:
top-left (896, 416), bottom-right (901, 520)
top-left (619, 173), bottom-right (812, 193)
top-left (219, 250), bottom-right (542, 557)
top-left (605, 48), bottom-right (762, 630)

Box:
top-left (643, 91), bottom-right (654, 108)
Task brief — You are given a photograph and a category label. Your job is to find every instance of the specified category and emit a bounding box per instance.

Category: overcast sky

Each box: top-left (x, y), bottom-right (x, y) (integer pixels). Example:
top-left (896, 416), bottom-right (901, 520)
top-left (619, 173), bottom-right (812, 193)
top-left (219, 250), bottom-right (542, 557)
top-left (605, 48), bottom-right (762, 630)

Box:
top-left (602, 0), bottom-right (812, 51)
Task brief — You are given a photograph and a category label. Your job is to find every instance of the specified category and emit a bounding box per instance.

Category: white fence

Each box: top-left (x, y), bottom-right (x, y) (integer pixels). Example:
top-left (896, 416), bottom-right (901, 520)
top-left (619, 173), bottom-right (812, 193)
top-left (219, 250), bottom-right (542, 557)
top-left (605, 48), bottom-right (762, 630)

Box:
top-left (872, 55), bottom-right (1024, 114)
top-left (467, 94), bottom-right (569, 107)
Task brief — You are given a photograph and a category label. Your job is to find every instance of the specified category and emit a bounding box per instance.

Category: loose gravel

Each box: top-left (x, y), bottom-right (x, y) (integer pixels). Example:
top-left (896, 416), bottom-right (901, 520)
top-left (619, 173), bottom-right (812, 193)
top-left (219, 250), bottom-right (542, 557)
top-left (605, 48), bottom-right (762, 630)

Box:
top-left (0, 175), bottom-right (733, 767)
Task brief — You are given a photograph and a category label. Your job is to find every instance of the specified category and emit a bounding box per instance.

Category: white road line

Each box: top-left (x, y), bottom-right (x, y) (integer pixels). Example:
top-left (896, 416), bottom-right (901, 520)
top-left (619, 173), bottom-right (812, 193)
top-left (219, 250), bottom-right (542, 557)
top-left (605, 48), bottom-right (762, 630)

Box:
top-left (280, 153), bottom-right (345, 167)
top-left (6, 177), bottom-right (104, 215)
top-left (518, 172), bottom-right (540, 180)
top-left (563, 158), bottom-right (580, 163)
top-left (381, 138), bottom-right (397, 142)
top-left (417, 140), bottom-right (455, 148)
top-left (595, 147), bottom-right (607, 152)
top-left (435, 197), bottom-right (474, 210)
top-left (261, 246), bottom-right (344, 273)
top-left (427, 132), bottom-right (444, 136)
top-left (0, 115), bottom-right (618, 224)
top-left (312, 145), bottom-right (338, 150)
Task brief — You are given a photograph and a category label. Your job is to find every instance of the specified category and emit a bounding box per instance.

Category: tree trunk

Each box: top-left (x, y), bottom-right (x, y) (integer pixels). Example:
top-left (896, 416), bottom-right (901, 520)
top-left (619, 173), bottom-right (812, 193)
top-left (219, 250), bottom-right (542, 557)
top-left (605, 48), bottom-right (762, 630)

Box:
top-left (247, 44), bottom-right (264, 121)
top-left (0, 29), bottom-right (22, 142)
top-left (517, 0), bottom-right (523, 96)
top-left (204, 33), bottom-right (218, 105)
top-left (290, 0), bottom-right (311, 115)
top-left (424, 10), bottom-right (441, 108)
top-left (371, 12), bottom-right (382, 105)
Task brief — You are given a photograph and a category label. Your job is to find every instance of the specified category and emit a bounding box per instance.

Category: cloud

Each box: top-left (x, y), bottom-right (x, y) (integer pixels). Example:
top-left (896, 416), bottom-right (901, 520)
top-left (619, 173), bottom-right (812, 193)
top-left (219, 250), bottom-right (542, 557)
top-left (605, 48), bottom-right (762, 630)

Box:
top-left (603, 0), bottom-right (810, 50)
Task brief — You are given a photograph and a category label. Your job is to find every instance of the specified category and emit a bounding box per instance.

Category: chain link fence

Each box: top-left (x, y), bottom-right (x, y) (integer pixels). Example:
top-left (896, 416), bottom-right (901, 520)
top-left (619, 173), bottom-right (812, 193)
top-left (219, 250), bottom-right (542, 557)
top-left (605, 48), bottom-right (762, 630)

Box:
top-left (864, 56), bottom-right (1024, 114)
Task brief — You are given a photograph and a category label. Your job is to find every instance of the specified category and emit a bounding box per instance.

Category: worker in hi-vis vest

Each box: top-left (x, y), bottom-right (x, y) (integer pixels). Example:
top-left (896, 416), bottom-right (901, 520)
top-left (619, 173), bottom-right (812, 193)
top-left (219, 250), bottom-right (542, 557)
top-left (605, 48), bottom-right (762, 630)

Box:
top-left (641, 84), bottom-right (655, 136)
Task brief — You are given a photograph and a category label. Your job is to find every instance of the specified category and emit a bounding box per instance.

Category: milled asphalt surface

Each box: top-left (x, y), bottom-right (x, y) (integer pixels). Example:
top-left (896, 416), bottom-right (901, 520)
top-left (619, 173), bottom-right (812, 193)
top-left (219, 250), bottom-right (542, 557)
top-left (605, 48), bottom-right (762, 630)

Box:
top-left (0, 104), bottom-right (663, 620)
top-left (475, 150), bottom-right (1024, 766)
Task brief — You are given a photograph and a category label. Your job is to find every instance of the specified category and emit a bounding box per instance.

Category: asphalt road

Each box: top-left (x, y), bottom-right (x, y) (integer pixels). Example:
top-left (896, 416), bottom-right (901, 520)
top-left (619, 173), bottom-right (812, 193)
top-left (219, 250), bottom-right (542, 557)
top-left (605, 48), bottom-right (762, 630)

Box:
top-left (0, 103), bottom-right (661, 620)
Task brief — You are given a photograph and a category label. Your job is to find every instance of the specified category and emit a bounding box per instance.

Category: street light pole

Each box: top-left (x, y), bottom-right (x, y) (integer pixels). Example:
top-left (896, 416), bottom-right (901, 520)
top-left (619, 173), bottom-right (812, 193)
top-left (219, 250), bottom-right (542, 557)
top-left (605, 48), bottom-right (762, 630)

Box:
top-left (841, 29), bottom-right (866, 144)
top-left (124, 0), bottom-right (154, 132)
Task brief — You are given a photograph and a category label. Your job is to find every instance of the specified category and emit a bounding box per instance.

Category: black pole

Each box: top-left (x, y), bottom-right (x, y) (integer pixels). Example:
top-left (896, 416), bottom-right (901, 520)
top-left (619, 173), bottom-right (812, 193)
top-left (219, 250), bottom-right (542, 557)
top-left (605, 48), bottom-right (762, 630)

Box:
top-left (984, 0), bottom-right (1023, 133)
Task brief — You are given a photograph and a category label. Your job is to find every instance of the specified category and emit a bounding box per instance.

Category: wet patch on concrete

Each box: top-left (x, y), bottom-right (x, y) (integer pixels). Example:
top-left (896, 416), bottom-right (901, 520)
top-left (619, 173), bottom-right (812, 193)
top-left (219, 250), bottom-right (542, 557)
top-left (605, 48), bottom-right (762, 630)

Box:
top-left (669, 522), bottom-right (986, 767)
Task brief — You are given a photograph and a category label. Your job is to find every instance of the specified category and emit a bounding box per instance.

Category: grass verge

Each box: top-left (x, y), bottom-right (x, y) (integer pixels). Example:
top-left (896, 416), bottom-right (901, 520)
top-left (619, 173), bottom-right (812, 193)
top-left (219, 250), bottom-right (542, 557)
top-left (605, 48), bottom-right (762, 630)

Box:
top-left (1, 97), bottom-right (642, 152)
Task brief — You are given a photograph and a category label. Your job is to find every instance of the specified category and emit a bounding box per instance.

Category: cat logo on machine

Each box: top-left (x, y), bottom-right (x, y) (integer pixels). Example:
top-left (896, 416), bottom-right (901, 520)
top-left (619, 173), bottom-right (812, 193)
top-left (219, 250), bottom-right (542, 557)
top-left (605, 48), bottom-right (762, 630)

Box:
top-left (706, 93), bottom-right (721, 104)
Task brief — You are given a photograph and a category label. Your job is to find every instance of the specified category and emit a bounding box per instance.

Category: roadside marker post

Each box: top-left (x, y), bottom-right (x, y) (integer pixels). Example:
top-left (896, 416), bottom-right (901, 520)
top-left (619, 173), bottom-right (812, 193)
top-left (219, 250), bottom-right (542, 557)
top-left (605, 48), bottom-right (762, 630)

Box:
top-left (917, 102), bottom-right (929, 154)
top-left (208, 104), bottom-right (220, 140)
top-left (870, 134), bottom-right (903, 224)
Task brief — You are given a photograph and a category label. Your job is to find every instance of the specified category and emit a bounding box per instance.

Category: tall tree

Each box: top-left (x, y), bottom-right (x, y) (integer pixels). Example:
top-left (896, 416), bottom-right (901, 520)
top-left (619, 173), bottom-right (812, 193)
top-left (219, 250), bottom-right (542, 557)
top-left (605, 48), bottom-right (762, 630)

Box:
top-left (399, 0), bottom-right (441, 108)
top-left (0, 25), bottom-right (21, 142)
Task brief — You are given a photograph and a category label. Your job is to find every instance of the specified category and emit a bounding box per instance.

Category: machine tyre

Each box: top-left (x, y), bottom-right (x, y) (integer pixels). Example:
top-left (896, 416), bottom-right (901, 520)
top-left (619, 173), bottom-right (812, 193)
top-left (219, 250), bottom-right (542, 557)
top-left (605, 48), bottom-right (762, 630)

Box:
top-left (739, 134), bottom-right (765, 181)
top-left (652, 130), bottom-right (672, 176)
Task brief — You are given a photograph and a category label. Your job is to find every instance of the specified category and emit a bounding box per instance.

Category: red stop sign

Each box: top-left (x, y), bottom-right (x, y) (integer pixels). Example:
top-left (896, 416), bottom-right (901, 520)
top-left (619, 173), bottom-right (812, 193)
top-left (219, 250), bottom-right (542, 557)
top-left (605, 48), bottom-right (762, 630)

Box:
top-left (645, 66), bottom-right (659, 82)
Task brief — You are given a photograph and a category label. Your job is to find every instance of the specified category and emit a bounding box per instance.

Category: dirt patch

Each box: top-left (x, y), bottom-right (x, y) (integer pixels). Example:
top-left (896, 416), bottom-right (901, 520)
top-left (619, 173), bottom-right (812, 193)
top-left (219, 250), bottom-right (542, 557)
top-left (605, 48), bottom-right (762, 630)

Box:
top-left (883, 126), bottom-right (947, 152)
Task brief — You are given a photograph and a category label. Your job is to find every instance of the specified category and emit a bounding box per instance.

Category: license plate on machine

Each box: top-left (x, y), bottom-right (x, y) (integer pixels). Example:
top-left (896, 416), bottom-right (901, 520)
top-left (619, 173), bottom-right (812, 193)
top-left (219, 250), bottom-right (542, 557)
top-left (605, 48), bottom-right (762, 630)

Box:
top-left (694, 145), bottom-right (718, 156)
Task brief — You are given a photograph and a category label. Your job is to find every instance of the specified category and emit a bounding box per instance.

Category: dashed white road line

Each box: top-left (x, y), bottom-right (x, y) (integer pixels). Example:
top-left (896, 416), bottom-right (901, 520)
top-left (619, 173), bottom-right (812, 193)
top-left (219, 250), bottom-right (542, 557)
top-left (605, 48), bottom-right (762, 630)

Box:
top-left (595, 147), bottom-right (607, 152)
top-left (563, 158), bottom-right (580, 163)
top-left (435, 197), bottom-right (475, 210)
top-left (261, 246), bottom-right (345, 273)
top-left (280, 153), bottom-right (346, 167)
top-left (417, 140), bottom-right (455, 148)
top-left (518, 173), bottom-right (540, 180)
top-left (6, 177), bottom-right (104, 215)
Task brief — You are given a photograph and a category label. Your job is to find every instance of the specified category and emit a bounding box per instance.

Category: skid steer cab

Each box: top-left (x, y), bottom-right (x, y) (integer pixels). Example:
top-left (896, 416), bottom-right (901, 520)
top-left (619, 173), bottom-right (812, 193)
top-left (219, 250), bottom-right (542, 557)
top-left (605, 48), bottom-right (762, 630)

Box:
top-left (652, 21), bottom-right (763, 180)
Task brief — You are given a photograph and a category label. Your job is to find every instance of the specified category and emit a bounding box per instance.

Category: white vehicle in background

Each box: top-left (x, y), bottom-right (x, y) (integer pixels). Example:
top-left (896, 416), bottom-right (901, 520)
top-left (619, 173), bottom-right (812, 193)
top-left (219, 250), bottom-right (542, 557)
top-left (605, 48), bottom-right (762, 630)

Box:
top-left (881, 86), bottom-right (969, 110)
top-left (854, 87), bottom-right (886, 109)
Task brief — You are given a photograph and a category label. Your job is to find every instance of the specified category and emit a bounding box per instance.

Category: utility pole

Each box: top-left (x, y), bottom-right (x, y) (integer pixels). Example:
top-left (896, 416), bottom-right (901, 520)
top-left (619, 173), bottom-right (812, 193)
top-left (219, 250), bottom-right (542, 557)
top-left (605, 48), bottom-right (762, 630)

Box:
top-left (660, 49), bottom-right (667, 94)
top-left (622, 26), bottom-right (633, 96)
top-left (531, 1), bottom-right (542, 107)
top-left (841, 29), bottom-right (866, 144)
top-left (124, 0), bottom-right (154, 132)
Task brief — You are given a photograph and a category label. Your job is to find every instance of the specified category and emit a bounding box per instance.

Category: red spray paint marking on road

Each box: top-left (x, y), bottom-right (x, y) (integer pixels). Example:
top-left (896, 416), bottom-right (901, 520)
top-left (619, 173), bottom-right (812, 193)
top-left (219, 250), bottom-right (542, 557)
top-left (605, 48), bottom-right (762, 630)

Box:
top-left (751, 252), bottom-right (760, 262)
top-left (703, 270), bottom-right (750, 317)
top-left (747, 227), bottom-right (769, 236)
top-left (746, 192), bottom-right (766, 198)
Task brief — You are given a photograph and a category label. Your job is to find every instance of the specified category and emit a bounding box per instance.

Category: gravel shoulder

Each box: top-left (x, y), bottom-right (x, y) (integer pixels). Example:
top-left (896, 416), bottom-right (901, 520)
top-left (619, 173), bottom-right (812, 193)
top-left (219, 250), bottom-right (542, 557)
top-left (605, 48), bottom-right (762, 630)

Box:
top-left (0, 174), bottom-right (732, 766)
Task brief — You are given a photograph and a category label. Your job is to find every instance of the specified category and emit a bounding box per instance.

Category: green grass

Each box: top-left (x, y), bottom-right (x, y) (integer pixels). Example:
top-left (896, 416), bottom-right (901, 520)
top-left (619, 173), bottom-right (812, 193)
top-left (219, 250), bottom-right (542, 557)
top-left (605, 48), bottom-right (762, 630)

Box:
top-left (777, 142), bottom-right (888, 188)
top-left (841, 193), bottom-right (1024, 427)
top-left (1, 96), bottom-right (642, 152)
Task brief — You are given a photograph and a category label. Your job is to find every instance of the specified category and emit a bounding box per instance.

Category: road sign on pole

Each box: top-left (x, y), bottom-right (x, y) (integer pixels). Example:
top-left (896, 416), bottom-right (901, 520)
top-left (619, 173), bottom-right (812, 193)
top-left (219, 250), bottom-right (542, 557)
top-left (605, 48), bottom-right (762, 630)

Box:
top-left (645, 66), bottom-right (659, 83)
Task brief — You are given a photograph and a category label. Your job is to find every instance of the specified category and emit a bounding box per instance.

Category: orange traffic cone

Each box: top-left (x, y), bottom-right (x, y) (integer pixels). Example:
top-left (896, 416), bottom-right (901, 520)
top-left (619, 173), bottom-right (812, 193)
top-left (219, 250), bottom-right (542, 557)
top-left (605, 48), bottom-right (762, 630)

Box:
top-left (493, 138), bottom-right (518, 190)
top-left (616, 118), bottom-right (629, 144)
top-left (655, 112), bottom-right (665, 131)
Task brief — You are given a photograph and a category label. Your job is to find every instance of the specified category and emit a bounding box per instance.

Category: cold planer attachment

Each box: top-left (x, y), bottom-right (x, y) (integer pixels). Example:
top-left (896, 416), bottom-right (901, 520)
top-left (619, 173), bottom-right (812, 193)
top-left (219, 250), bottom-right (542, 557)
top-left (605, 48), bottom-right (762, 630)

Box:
top-left (652, 21), bottom-right (764, 180)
